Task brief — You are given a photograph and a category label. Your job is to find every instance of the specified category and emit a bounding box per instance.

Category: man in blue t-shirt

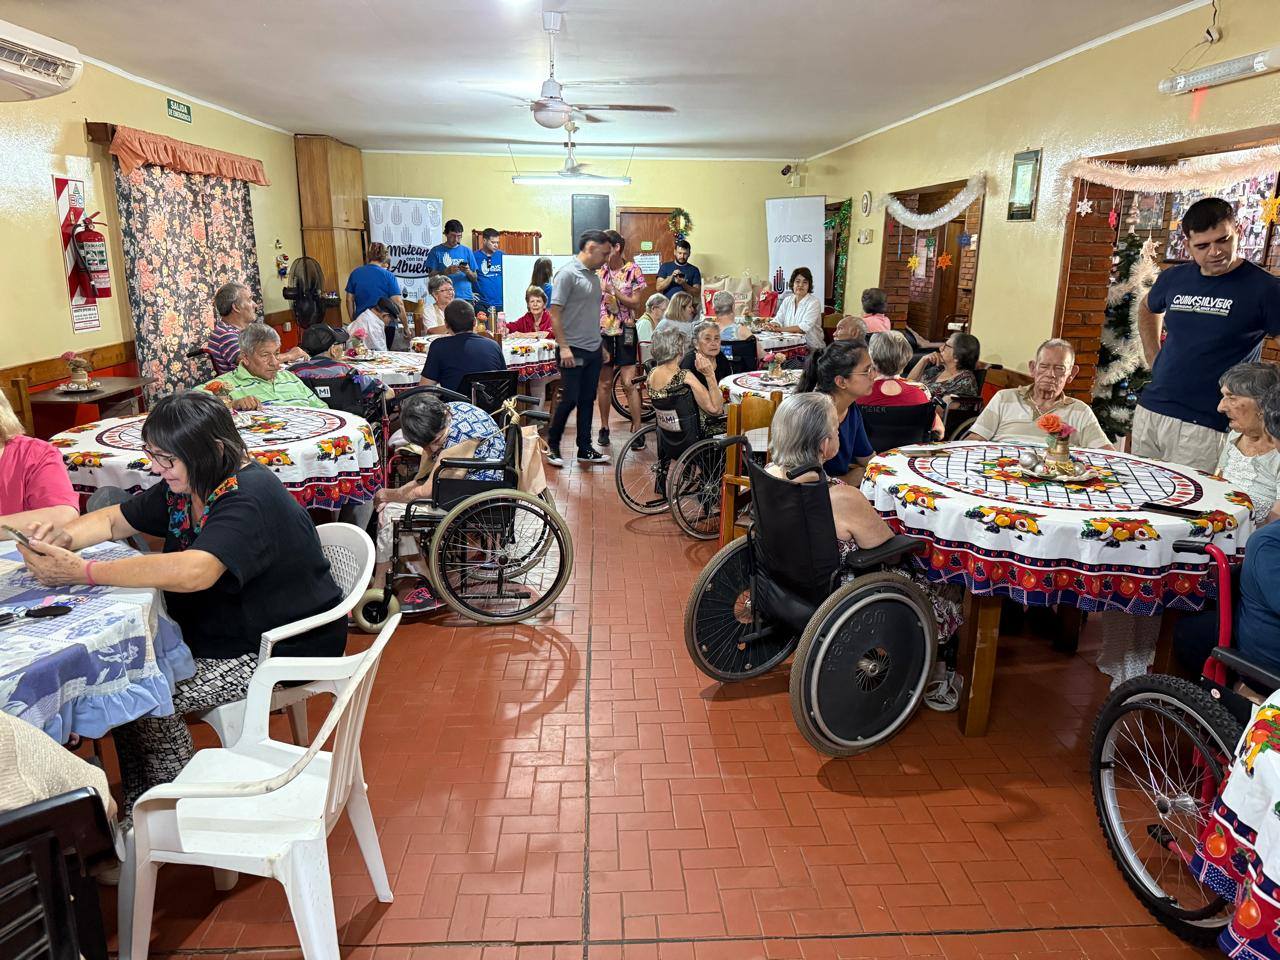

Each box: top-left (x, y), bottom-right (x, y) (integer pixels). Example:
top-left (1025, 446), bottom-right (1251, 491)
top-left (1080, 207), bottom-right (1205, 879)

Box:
top-left (656, 239), bottom-right (703, 317)
top-left (474, 228), bottom-right (504, 315)
top-left (420, 299), bottom-right (504, 393)
top-left (1135, 196), bottom-right (1280, 472)
top-left (345, 242), bottom-right (407, 345)
top-left (426, 219), bottom-right (478, 303)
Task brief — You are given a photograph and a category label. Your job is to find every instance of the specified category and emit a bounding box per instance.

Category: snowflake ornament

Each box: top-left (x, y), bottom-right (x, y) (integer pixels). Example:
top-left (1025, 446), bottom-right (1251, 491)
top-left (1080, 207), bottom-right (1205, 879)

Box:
top-left (906, 254), bottom-right (921, 271)
top-left (1262, 196), bottom-right (1280, 226)
top-left (1140, 237), bottom-right (1160, 262)
top-left (936, 252), bottom-right (953, 270)
top-left (1076, 198), bottom-right (1095, 217)
top-left (1108, 208), bottom-right (1119, 229)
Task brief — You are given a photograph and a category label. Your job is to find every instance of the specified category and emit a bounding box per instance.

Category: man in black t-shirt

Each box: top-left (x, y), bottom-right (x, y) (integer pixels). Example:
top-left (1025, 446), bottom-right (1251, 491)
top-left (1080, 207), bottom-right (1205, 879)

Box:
top-left (1135, 197), bottom-right (1280, 472)
top-left (656, 239), bottom-right (703, 318)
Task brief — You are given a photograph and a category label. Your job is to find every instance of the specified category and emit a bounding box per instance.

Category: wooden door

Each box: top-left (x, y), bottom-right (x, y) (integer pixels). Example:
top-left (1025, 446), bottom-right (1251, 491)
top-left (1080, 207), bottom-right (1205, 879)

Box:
top-left (930, 220), bottom-right (965, 341)
top-left (470, 229), bottom-right (541, 255)
top-left (617, 207), bottom-right (676, 301)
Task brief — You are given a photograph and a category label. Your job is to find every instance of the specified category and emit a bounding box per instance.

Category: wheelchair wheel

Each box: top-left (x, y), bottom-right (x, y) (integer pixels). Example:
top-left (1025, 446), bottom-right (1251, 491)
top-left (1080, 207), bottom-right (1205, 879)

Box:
top-left (428, 489), bottom-right (573, 623)
top-left (789, 571), bottom-right (935, 756)
top-left (615, 424), bottom-right (668, 514)
top-left (684, 536), bottom-right (799, 682)
top-left (668, 438), bottom-right (726, 540)
top-left (611, 365), bottom-right (654, 423)
top-left (1091, 675), bottom-right (1240, 946)
top-left (354, 587), bottom-right (400, 634)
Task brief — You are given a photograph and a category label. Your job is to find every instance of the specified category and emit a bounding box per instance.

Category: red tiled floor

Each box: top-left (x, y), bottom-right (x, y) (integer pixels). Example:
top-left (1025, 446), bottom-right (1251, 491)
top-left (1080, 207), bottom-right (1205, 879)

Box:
top-left (111, 416), bottom-right (1219, 958)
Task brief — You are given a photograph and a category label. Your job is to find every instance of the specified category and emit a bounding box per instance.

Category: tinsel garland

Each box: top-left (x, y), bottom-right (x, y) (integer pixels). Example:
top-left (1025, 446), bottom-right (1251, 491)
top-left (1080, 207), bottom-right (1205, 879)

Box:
top-left (823, 198), bottom-right (853, 314)
top-left (881, 174), bottom-right (986, 230)
top-left (1064, 144), bottom-right (1280, 194)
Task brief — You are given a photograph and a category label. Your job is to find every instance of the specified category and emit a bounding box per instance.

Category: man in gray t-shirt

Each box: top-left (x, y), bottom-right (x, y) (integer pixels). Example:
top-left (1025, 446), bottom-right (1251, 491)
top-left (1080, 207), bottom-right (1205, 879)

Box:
top-left (546, 231), bottom-right (611, 466)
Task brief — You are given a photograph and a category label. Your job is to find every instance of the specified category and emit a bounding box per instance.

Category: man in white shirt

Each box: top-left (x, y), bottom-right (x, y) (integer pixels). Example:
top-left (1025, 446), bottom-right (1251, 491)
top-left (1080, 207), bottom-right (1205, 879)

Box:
top-left (967, 338), bottom-right (1113, 449)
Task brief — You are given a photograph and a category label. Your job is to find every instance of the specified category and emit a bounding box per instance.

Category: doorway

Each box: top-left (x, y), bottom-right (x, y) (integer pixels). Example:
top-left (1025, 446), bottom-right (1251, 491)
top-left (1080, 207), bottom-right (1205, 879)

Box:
top-left (617, 206), bottom-right (676, 301)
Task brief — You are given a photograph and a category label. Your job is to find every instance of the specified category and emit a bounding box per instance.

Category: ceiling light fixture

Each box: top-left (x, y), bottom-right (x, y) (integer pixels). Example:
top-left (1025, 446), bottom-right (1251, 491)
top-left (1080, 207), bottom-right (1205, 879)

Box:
top-left (512, 174), bottom-right (632, 187)
top-left (1158, 46), bottom-right (1280, 94)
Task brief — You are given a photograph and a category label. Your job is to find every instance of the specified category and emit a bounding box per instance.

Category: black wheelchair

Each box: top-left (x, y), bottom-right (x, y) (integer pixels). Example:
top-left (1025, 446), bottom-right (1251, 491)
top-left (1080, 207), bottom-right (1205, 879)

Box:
top-left (614, 386), bottom-right (730, 539)
top-left (610, 360), bottom-right (654, 424)
top-left (685, 441), bottom-right (937, 755)
top-left (1091, 538), bottom-right (1280, 946)
top-left (353, 386), bottom-right (572, 628)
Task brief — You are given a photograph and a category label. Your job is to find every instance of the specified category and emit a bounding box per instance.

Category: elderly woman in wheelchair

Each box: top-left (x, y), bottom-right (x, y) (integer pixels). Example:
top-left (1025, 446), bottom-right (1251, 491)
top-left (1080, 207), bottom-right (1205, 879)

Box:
top-left (616, 325), bottom-right (731, 539)
top-left (684, 392), bottom-right (962, 756)
top-left (355, 387), bottom-right (572, 627)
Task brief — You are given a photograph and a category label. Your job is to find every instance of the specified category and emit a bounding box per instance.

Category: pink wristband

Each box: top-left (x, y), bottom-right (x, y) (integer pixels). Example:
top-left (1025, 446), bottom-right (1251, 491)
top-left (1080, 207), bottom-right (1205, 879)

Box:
top-left (84, 560), bottom-right (97, 586)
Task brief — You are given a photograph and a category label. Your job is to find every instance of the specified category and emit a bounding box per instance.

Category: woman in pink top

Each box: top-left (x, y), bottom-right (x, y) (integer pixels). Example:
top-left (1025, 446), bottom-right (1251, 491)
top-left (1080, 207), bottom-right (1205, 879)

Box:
top-left (858, 330), bottom-right (944, 435)
top-left (860, 287), bottom-right (893, 334)
top-left (507, 286), bottom-right (555, 337)
top-left (0, 392), bottom-right (79, 539)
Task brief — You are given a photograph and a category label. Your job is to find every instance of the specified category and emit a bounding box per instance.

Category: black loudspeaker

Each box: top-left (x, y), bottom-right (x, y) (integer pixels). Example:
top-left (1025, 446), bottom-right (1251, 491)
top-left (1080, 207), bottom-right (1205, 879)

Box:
top-left (571, 194), bottom-right (610, 248)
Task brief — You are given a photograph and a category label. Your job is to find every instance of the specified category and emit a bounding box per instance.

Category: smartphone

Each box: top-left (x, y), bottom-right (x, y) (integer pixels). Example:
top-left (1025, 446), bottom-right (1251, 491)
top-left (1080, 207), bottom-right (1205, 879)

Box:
top-left (2, 525), bottom-right (33, 547)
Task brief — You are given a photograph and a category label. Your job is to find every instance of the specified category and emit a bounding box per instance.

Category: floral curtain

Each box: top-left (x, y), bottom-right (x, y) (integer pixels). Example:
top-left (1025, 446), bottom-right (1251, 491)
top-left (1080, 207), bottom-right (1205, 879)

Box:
top-left (113, 163), bottom-right (262, 398)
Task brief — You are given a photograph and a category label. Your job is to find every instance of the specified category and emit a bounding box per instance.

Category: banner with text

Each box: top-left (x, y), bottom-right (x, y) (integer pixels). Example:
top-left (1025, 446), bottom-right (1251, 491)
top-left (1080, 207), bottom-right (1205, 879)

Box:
top-left (367, 195), bottom-right (444, 300)
top-left (765, 195), bottom-right (825, 302)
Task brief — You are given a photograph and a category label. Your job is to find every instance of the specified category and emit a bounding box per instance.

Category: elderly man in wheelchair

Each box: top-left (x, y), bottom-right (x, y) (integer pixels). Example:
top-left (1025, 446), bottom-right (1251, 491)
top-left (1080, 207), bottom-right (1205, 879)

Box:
top-left (684, 392), bottom-right (962, 756)
top-left (353, 386), bottom-right (572, 628)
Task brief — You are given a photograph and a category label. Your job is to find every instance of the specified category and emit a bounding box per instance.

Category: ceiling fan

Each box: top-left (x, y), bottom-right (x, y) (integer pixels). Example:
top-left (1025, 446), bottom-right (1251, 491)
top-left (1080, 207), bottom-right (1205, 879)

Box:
top-left (511, 122), bottom-right (632, 186)
top-left (509, 10), bottom-right (675, 130)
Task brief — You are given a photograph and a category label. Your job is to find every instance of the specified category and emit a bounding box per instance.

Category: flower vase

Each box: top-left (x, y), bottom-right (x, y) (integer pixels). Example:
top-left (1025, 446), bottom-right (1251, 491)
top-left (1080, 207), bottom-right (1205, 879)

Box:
top-left (768, 360), bottom-right (782, 379)
top-left (71, 368), bottom-right (90, 385)
top-left (1043, 436), bottom-right (1074, 475)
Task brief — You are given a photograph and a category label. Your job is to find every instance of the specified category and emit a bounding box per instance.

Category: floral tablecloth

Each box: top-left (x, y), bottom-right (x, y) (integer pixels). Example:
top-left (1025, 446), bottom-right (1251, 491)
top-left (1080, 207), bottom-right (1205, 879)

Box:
top-left (52, 406), bottom-right (382, 509)
top-left (754, 332), bottom-right (806, 355)
top-left (1191, 694), bottom-right (1280, 957)
top-left (861, 441), bottom-right (1255, 614)
top-left (347, 350), bottom-right (423, 390)
top-left (411, 335), bottom-right (559, 382)
top-left (0, 541), bottom-right (193, 742)
top-left (721, 369), bottom-right (801, 403)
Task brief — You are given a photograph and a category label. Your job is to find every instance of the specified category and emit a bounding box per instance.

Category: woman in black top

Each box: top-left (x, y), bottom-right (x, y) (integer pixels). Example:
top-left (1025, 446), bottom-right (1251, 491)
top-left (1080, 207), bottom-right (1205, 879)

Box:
top-left (20, 391), bottom-right (344, 813)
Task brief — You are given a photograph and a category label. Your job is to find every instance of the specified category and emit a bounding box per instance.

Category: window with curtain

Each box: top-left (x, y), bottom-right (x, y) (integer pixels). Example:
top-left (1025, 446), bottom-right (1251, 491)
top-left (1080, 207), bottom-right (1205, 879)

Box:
top-left (113, 163), bottom-right (263, 398)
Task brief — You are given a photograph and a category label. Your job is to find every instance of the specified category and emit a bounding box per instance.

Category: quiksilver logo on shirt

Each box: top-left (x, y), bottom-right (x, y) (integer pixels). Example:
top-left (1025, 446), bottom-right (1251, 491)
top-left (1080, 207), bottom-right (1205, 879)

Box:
top-left (1170, 294), bottom-right (1234, 316)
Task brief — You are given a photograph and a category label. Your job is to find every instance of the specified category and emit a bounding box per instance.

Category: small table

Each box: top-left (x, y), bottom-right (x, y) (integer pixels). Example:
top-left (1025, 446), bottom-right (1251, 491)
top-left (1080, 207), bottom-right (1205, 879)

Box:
top-left (411, 335), bottom-right (560, 382)
top-left (720, 369), bottom-right (801, 403)
top-left (346, 351), bottom-right (423, 391)
top-left (861, 441), bottom-right (1256, 736)
top-left (30, 376), bottom-right (155, 418)
top-left (52, 405), bottom-right (382, 510)
top-left (0, 541), bottom-right (194, 742)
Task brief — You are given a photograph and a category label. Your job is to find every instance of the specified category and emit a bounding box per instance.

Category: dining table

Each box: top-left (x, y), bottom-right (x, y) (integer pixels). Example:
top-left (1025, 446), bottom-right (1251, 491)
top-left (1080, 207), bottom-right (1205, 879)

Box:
top-left (411, 335), bottom-right (560, 382)
top-left (720, 368), bottom-right (802, 403)
top-left (0, 540), bottom-right (193, 743)
top-left (861, 440), bottom-right (1256, 735)
top-left (345, 350), bottom-right (424, 392)
top-left (51, 405), bottom-right (382, 510)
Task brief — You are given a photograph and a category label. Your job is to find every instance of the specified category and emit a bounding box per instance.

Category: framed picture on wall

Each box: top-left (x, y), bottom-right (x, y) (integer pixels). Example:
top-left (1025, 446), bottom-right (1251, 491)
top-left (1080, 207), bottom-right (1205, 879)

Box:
top-left (1007, 149), bottom-right (1042, 221)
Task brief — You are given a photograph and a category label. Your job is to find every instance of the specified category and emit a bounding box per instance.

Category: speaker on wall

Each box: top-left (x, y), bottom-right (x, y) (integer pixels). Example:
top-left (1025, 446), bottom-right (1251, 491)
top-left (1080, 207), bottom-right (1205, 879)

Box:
top-left (571, 194), bottom-right (610, 249)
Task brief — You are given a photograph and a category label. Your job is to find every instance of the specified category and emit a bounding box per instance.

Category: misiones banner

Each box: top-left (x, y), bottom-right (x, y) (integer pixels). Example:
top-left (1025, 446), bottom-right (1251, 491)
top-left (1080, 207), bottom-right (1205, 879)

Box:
top-left (765, 195), bottom-right (826, 300)
top-left (367, 196), bottom-right (444, 300)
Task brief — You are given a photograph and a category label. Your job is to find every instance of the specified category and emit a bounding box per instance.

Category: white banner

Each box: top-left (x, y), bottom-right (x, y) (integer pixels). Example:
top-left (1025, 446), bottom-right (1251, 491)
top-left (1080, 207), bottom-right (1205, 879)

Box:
top-left (367, 195), bottom-right (444, 300)
top-left (765, 195), bottom-right (826, 300)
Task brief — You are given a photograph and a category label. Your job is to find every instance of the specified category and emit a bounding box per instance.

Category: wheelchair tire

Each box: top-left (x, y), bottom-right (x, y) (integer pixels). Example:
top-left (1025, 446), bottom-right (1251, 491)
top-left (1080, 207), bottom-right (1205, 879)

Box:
top-left (428, 489), bottom-right (573, 624)
top-left (789, 571), bottom-right (936, 756)
top-left (684, 536), bottom-right (799, 682)
top-left (668, 438), bottom-right (727, 540)
top-left (946, 415), bottom-right (979, 441)
top-left (354, 588), bottom-right (399, 635)
top-left (611, 364), bottom-right (654, 423)
top-left (1091, 675), bottom-right (1240, 946)
top-left (615, 424), bottom-right (669, 514)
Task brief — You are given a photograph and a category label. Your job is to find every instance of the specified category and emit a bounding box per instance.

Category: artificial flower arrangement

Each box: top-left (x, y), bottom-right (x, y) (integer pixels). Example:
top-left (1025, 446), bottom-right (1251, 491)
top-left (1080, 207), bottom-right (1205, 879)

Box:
top-left (347, 327), bottom-right (368, 357)
top-left (1036, 413), bottom-right (1078, 474)
top-left (61, 351), bottom-right (95, 386)
top-left (763, 351), bottom-right (782, 378)
top-left (205, 379), bottom-right (234, 407)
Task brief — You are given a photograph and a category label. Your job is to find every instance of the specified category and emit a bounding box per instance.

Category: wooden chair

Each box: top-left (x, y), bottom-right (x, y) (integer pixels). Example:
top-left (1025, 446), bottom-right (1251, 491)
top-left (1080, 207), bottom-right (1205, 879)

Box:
top-left (5, 377), bottom-right (34, 434)
top-left (718, 391), bottom-right (784, 546)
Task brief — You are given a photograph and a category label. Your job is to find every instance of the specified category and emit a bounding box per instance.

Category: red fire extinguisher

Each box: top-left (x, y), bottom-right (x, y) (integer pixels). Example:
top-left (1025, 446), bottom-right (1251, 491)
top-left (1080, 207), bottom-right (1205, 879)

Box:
top-left (72, 212), bottom-right (111, 299)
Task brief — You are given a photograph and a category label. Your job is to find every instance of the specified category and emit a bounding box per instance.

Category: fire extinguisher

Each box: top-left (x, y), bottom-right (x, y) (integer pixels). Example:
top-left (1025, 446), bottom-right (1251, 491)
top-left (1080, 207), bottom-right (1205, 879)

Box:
top-left (72, 212), bottom-right (111, 299)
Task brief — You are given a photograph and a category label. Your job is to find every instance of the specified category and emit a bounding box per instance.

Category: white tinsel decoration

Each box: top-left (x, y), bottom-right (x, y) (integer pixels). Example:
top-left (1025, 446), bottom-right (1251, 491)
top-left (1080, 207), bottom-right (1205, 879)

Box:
top-left (1092, 241), bottom-right (1159, 399)
top-left (881, 174), bottom-right (986, 231)
top-left (1064, 144), bottom-right (1280, 194)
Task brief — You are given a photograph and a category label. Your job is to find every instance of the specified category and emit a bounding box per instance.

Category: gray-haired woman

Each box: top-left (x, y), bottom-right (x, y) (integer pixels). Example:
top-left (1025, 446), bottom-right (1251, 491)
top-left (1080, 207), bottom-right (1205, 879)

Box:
top-left (862, 330), bottom-right (943, 434)
top-left (1215, 361), bottom-right (1280, 525)
top-left (423, 275), bottom-right (455, 334)
top-left (712, 290), bottom-right (749, 341)
top-left (646, 324), bottom-right (723, 433)
top-left (636, 292), bottom-right (668, 345)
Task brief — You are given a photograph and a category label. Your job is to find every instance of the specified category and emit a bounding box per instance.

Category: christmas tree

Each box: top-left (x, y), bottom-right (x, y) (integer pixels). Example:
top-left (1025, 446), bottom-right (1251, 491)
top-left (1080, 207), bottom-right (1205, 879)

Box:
top-left (1091, 232), bottom-right (1158, 440)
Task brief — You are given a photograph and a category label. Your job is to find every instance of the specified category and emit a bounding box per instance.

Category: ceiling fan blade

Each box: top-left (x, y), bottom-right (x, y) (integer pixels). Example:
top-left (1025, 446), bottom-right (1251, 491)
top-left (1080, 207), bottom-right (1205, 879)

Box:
top-left (572, 104), bottom-right (675, 113)
top-left (578, 113), bottom-right (607, 124)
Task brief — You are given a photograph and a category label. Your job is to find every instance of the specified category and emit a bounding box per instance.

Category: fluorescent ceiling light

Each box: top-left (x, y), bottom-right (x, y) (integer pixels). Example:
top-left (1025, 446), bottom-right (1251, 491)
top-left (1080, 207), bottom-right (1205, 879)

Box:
top-left (512, 174), bottom-right (632, 186)
top-left (1159, 47), bottom-right (1280, 94)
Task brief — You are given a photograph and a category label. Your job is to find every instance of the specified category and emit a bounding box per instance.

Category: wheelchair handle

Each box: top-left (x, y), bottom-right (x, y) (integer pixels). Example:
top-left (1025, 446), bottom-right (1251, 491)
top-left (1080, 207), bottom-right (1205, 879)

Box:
top-left (514, 394), bottom-right (541, 405)
top-left (185, 346), bottom-right (210, 359)
top-left (521, 410), bottom-right (551, 423)
top-left (714, 434), bottom-right (749, 452)
top-left (1172, 539), bottom-right (1211, 556)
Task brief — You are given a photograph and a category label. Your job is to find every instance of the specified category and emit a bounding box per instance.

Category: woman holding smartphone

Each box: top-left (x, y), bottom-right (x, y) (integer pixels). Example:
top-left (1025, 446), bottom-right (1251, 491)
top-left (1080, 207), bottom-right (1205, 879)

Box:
top-left (0, 390), bottom-right (79, 540)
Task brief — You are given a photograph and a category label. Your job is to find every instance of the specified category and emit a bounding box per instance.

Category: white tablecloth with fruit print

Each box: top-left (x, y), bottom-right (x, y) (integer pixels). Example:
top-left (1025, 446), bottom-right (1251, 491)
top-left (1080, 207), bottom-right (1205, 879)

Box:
top-left (860, 440), bottom-right (1255, 614)
top-left (52, 406), bottom-right (381, 510)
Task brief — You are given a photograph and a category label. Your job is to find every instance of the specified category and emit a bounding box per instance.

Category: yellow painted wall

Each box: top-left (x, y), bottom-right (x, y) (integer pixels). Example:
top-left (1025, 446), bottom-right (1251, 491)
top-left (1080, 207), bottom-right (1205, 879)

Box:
top-left (807, 0), bottom-right (1280, 366)
top-left (0, 61), bottom-right (300, 367)
top-left (363, 151), bottom-right (800, 281)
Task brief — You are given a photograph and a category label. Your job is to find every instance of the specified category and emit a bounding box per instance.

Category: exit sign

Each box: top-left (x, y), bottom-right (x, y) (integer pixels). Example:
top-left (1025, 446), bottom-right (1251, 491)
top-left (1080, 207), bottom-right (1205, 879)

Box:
top-left (167, 97), bottom-right (192, 123)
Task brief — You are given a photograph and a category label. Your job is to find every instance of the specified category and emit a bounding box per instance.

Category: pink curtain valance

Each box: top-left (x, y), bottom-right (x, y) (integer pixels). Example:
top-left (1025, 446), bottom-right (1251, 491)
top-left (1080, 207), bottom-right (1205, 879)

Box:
top-left (109, 125), bottom-right (270, 186)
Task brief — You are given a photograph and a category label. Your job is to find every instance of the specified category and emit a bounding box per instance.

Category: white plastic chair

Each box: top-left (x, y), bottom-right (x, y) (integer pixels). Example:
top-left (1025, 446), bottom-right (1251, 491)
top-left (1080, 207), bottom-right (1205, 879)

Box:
top-left (197, 522), bottom-right (375, 748)
top-left (118, 613), bottom-right (401, 960)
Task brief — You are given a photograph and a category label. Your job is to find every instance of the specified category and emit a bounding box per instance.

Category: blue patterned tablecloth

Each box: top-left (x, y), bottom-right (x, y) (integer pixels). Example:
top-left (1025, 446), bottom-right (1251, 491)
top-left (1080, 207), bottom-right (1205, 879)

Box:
top-left (0, 541), bottom-right (194, 742)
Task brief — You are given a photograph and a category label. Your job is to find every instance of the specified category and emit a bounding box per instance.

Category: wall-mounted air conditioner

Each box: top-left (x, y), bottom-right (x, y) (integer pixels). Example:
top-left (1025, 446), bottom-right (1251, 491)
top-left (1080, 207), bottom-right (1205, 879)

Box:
top-left (0, 18), bottom-right (82, 101)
